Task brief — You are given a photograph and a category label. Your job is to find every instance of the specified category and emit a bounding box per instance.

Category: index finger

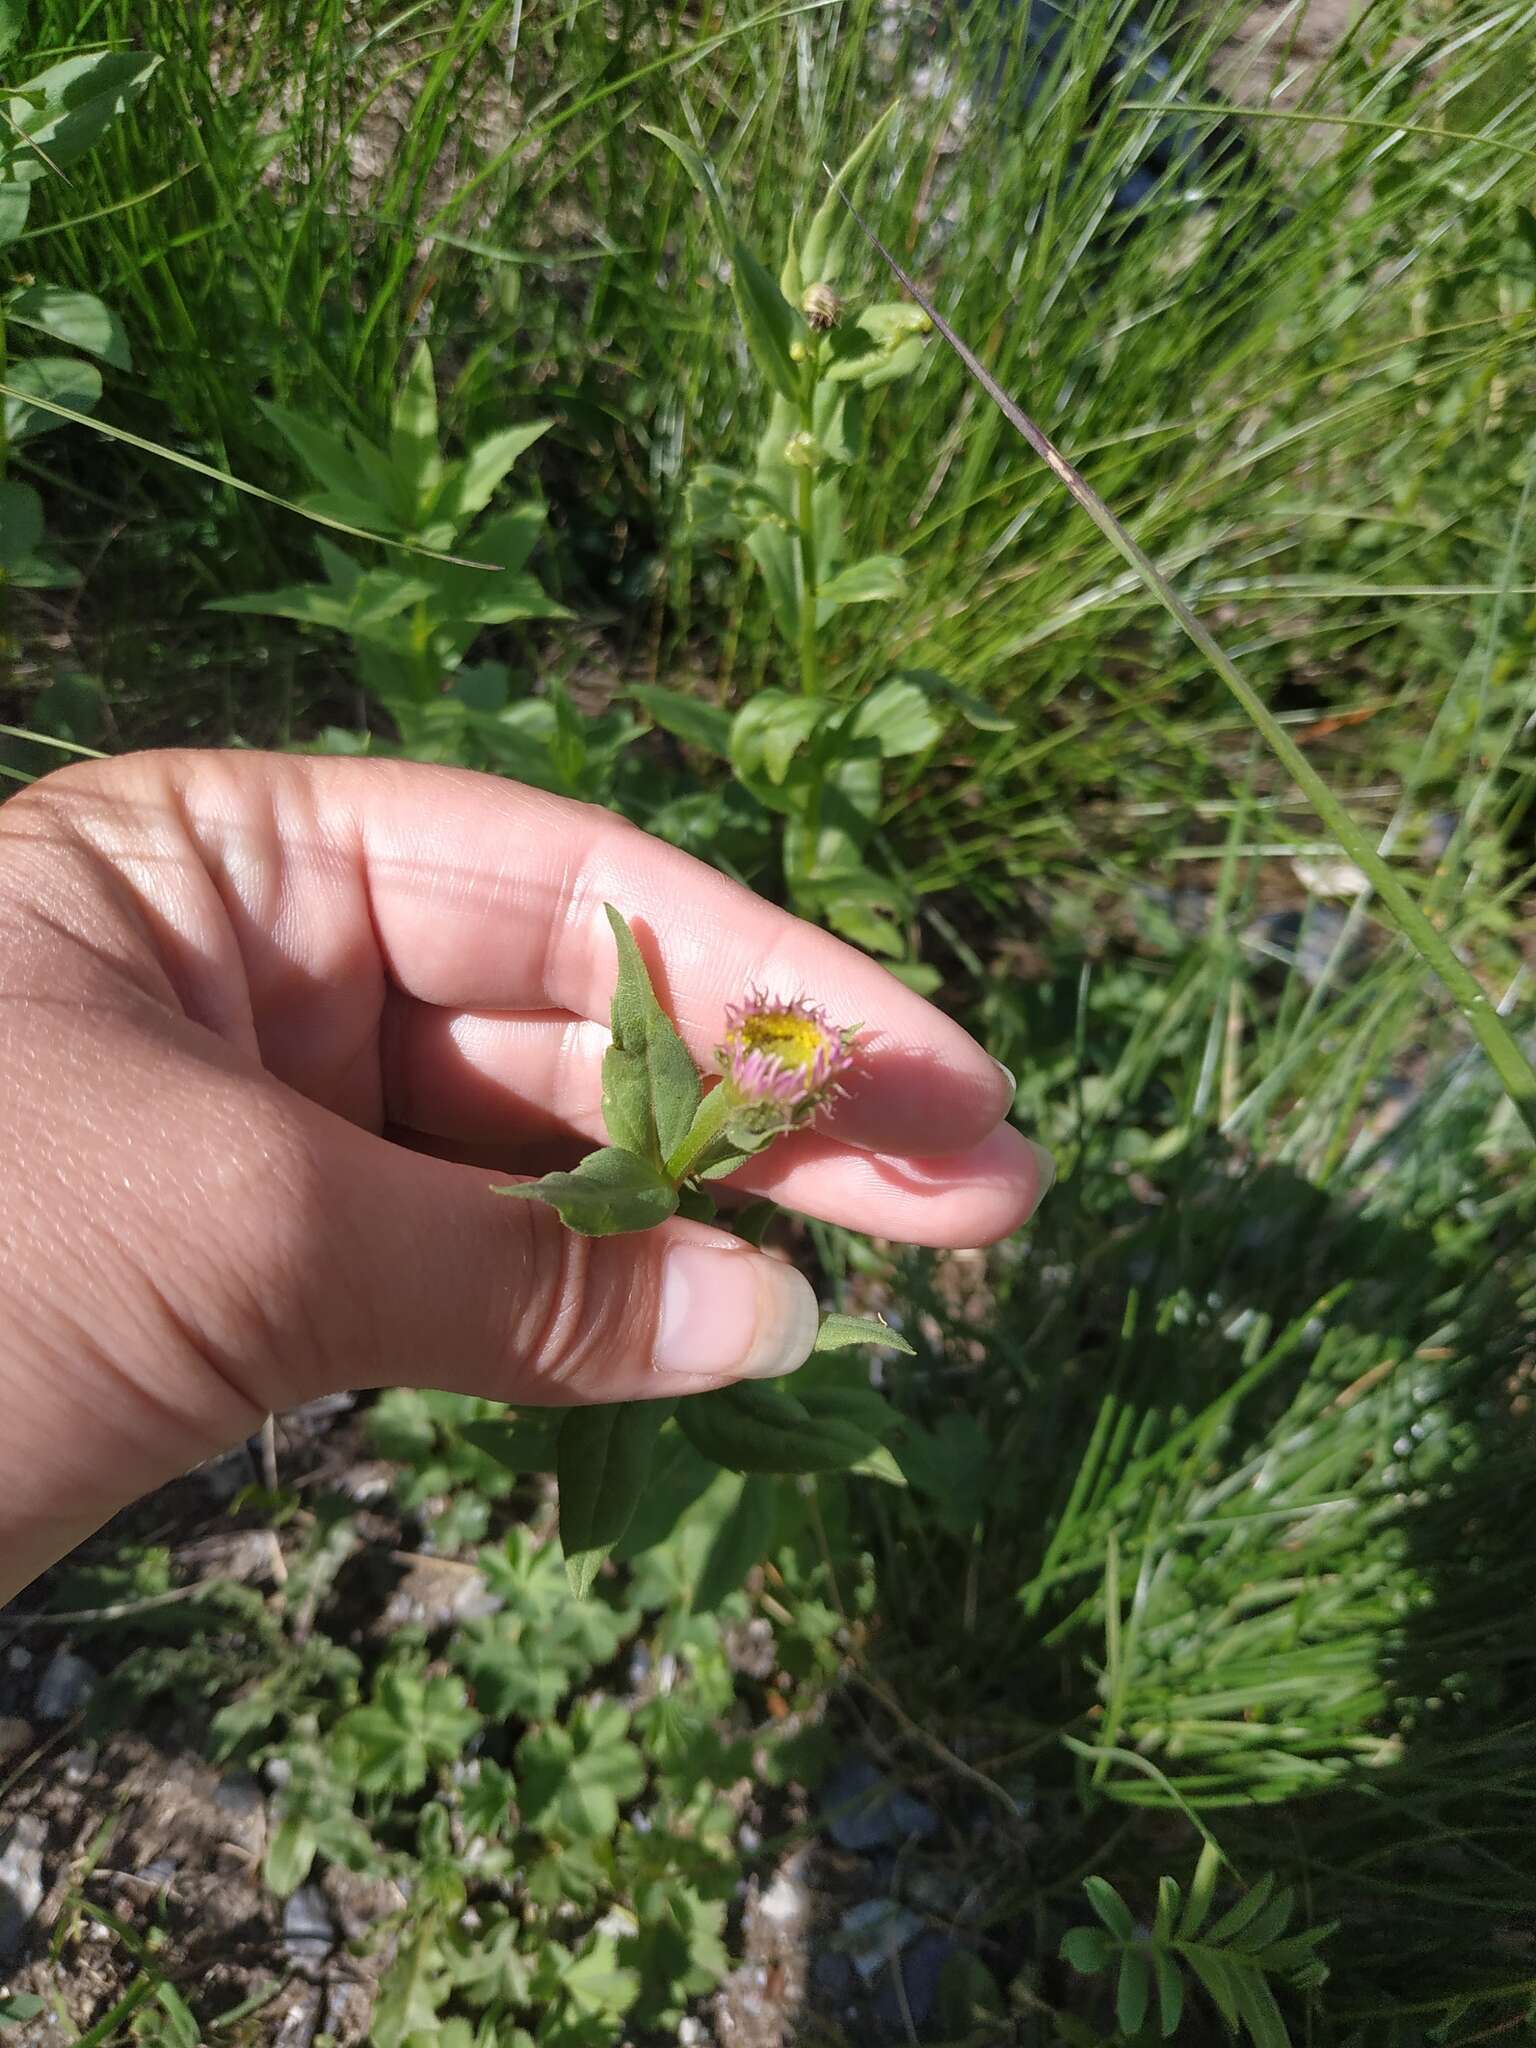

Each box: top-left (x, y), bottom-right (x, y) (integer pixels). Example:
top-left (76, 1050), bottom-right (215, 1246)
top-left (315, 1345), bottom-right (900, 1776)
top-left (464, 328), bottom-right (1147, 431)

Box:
top-left (347, 758), bottom-right (1012, 1156)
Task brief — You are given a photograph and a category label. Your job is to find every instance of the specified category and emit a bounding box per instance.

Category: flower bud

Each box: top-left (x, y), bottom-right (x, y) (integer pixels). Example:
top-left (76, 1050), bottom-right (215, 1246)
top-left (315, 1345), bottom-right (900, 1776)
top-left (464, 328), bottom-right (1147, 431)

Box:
top-left (718, 992), bottom-right (859, 1137)
top-left (801, 282), bottom-right (841, 331)
top-left (782, 430), bottom-right (824, 470)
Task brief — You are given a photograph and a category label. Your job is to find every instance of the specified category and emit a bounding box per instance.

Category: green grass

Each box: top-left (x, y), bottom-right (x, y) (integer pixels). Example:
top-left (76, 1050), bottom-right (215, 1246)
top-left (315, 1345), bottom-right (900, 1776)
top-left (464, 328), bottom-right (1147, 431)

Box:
top-left (5, 0), bottom-right (1536, 2041)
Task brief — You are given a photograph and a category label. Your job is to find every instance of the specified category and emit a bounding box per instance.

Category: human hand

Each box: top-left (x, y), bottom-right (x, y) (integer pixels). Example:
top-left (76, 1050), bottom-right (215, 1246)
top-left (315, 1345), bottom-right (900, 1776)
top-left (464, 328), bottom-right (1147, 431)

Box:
top-left (0, 752), bottom-right (1050, 1598)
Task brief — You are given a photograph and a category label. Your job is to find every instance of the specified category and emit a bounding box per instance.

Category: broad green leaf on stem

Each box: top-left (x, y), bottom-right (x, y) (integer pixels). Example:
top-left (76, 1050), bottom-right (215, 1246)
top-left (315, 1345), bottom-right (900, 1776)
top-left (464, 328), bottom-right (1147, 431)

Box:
top-left (558, 1400), bottom-right (675, 1596)
top-left (441, 419), bottom-right (551, 525)
top-left (0, 480), bottom-right (42, 570)
top-left (3, 355), bottom-right (99, 441)
top-left (1084, 1876), bottom-right (1137, 1941)
top-left (5, 285), bottom-right (129, 368)
top-left (5, 53), bottom-right (160, 180)
top-left (0, 182), bottom-right (29, 244)
top-left (847, 676), bottom-right (945, 757)
top-left (494, 1146), bottom-right (678, 1237)
top-left (1154, 1951), bottom-right (1184, 2035)
top-left (256, 400), bottom-right (386, 507)
top-left (816, 554), bottom-right (905, 611)
top-left (1116, 1948), bottom-right (1152, 2037)
top-left (812, 1312), bottom-right (914, 1355)
top-left (1059, 1926), bottom-right (1116, 1975)
top-left (631, 684), bottom-right (732, 759)
top-left (798, 102), bottom-right (901, 288)
top-left (391, 341), bottom-right (443, 509)
top-left (692, 1473), bottom-right (778, 1613)
top-left (601, 902), bottom-right (700, 1165)
top-left (892, 666), bottom-right (1012, 733)
top-left (645, 124), bottom-right (801, 402)
top-left (676, 1380), bottom-right (886, 1475)
top-left (730, 691), bottom-right (823, 802)
top-left (207, 583), bottom-right (364, 631)
top-left (745, 520), bottom-right (800, 647)
top-left (859, 334), bottom-right (927, 391)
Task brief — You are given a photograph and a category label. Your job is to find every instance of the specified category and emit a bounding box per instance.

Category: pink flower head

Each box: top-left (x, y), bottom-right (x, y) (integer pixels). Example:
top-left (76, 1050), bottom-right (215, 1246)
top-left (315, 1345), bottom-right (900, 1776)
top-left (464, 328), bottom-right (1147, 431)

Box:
top-left (717, 990), bottom-right (858, 1121)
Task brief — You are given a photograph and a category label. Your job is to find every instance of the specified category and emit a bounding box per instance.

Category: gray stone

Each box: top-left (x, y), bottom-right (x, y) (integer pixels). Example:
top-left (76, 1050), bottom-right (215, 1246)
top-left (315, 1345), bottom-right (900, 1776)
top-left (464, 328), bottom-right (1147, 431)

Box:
top-left (34, 1648), bottom-right (94, 1722)
top-left (0, 1814), bottom-right (46, 1962)
top-left (282, 1883), bottom-right (336, 1964)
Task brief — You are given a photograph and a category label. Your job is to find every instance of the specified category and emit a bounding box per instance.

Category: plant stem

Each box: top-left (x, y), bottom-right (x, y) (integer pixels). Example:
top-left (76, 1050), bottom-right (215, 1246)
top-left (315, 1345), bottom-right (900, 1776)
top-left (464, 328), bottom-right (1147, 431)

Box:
top-left (663, 1081), bottom-right (738, 1184)
top-left (795, 353), bottom-right (819, 697)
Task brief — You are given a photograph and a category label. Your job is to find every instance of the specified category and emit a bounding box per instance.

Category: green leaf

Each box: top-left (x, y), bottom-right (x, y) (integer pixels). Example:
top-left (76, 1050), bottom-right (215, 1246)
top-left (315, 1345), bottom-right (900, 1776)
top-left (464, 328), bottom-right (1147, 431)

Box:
top-left (1232, 1967), bottom-right (1291, 2048)
top-left (5, 284), bottom-right (129, 368)
top-left (745, 519), bottom-right (800, 645)
top-left (693, 1472), bottom-right (778, 1612)
top-left (601, 902), bottom-right (700, 1167)
top-left (256, 400), bottom-right (383, 506)
top-left (3, 354), bottom-right (100, 441)
top-left (0, 479), bottom-right (42, 570)
top-left (0, 182), bottom-right (30, 245)
top-left (847, 677), bottom-right (945, 758)
top-left (1117, 1948), bottom-right (1152, 2038)
top-left (0, 4), bottom-right (24, 63)
top-left (5, 52), bottom-right (160, 178)
top-left (1207, 1871), bottom-right (1277, 1947)
top-left (558, 1400), bottom-right (674, 1597)
top-left (676, 1380), bottom-right (885, 1475)
top-left (1179, 1841), bottom-right (1224, 1941)
top-left (263, 1816), bottom-right (317, 1897)
top-left (1084, 1875), bottom-right (1137, 1942)
top-left (1059, 1926), bottom-right (1115, 1976)
top-left (441, 419), bottom-right (550, 524)
top-left (891, 665), bottom-right (1013, 732)
top-left (798, 102), bottom-right (902, 287)
top-left (517, 1701), bottom-right (645, 1837)
top-left (1154, 1875), bottom-right (1182, 1945)
top-left (391, 341), bottom-right (443, 508)
top-left (631, 684), bottom-right (732, 758)
top-left (646, 125), bottom-right (801, 402)
top-left (816, 553), bottom-right (905, 610)
top-left (812, 1312), bottom-right (914, 1355)
top-left (335, 1667), bottom-right (479, 1798)
top-left (1153, 1950), bottom-right (1184, 2037)
top-left (730, 690), bottom-right (823, 805)
top-left (0, 1996), bottom-right (47, 2024)
top-left (1182, 1947), bottom-right (1242, 2033)
top-left (494, 1146), bottom-right (678, 1237)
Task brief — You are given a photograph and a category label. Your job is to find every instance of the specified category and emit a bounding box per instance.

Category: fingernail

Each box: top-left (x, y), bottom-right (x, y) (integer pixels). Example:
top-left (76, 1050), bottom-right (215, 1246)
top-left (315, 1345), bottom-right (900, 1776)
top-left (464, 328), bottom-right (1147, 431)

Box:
top-left (655, 1245), bottom-right (819, 1381)
top-left (993, 1057), bottom-right (1018, 1098)
top-left (1026, 1138), bottom-right (1057, 1203)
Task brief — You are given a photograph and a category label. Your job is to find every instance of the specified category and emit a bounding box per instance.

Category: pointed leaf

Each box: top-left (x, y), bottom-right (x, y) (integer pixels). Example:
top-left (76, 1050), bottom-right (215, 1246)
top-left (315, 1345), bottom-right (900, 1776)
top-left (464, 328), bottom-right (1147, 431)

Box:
top-left (601, 903), bottom-right (700, 1165)
top-left (847, 677), bottom-right (945, 757)
top-left (1059, 1926), bottom-right (1115, 1976)
top-left (631, 684), bottom-right (732, 759)
top-left (1182, 1947), bottom-right (1242, 2032)
top-left (677, 1381), bottom-right (883, 1476)
top-left (6, 285), bottom-right (129, 368)
top-left (799, 102), bottom-right (902, 287)
top-left (1153, 1950), bottom-right (1184, 2037)
top-left (1153, 1875), bottom-right (1182, 1945)
top-left (3, 354), bottom-right (99, 441)
top-left (812, 1313), bottom-right (914, 1355)
top-left (1117, 1948), bottom-right (1152, 2038)
top-left (6, 53), bottom-right (160, 178)
top-left (1084, 1875), bottom-right (1136, 1942)
top-left (442, 419), bottom-right (551, 524)
top-left (1179, 1840), bottom-right (1224, 1941)
top-left (816, 553), bottom-right (905, 609)
top-left (558, 1400), bottom-right (674, 1596)
top-left (1207, 1872), bottom-right (1276, 1947)
top-left (745, 520), bottom-right (800, 646)
top-left (391, 341), bottom-right (442, 506)
top-left (257, 400), bottom-right (383, 505)
top-left (494, 1146), bottom-right (678, 1236)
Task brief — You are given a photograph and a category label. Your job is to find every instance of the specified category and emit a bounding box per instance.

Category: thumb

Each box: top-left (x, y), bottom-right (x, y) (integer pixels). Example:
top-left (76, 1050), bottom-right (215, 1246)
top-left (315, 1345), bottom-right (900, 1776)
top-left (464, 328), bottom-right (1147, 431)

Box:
top-left (279, 1117), bottom-right (823, 1408)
